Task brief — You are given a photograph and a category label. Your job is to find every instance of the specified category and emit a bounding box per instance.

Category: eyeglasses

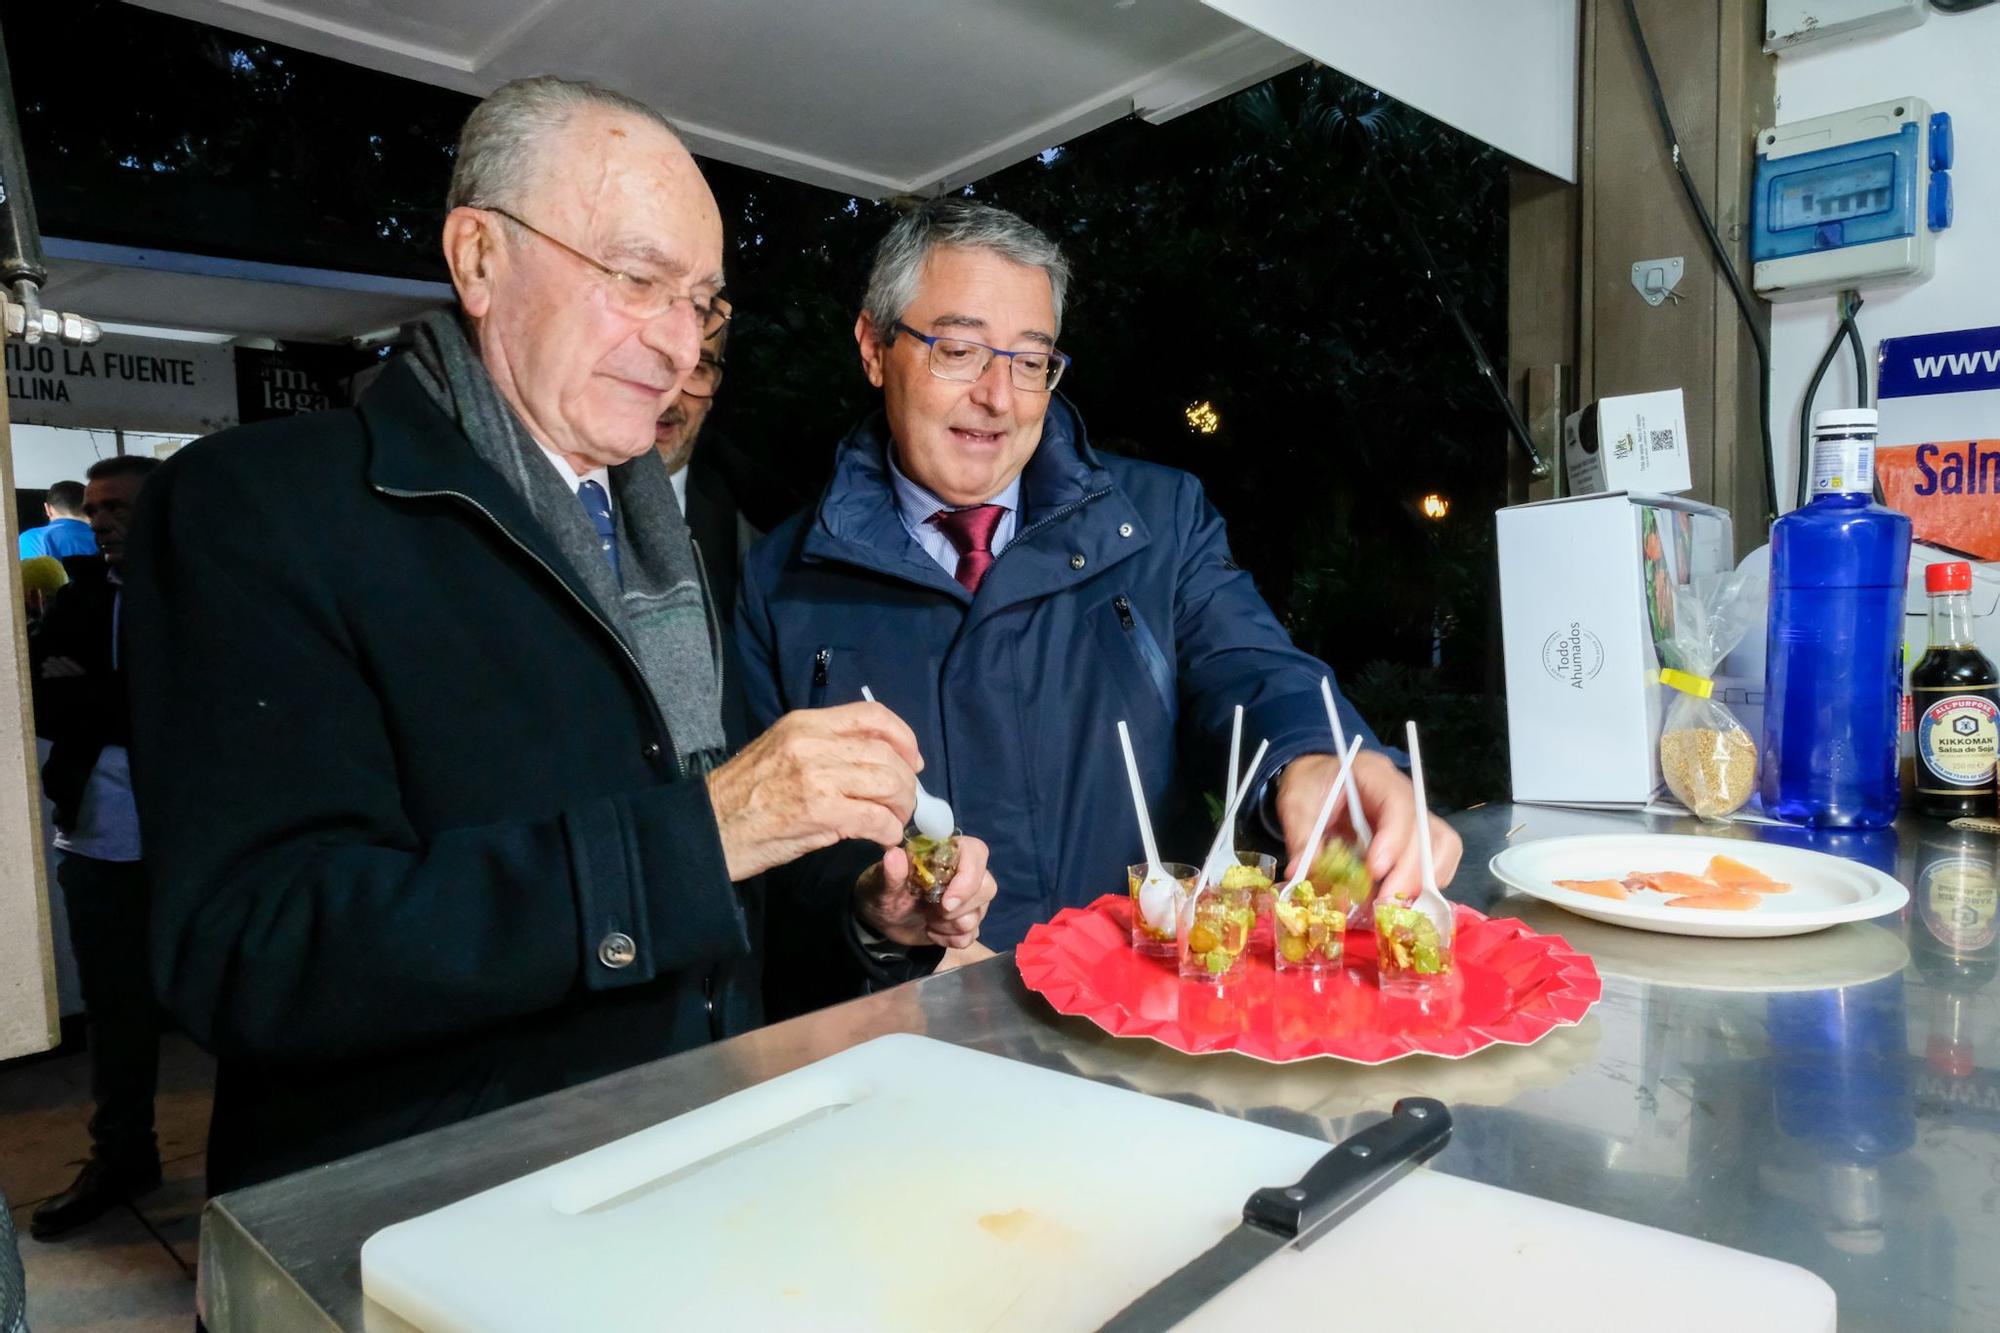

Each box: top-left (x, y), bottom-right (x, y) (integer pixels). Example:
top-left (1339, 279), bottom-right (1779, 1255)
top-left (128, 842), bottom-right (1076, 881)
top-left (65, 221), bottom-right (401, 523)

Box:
top-left (679, 354), bottom-right (726, 400)
top-left (483, 206), bottom-right (732, 337)
top-left (890, 321), bottom-right (1070, 393)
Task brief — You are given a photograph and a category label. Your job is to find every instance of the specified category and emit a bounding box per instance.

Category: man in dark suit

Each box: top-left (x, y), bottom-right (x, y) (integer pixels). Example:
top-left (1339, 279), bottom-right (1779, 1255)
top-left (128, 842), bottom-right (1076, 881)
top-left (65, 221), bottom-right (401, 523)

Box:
top-left (654, 298), bottom-right (757, 624)
top-left (29, 455), bottom-right (163, 1238)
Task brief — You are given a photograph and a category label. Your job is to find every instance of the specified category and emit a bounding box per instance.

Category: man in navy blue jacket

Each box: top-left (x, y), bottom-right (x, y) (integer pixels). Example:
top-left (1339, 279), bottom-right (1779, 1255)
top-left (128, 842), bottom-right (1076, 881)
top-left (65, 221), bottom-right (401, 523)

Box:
top-left (738, 201), bottom-right (1462, 951)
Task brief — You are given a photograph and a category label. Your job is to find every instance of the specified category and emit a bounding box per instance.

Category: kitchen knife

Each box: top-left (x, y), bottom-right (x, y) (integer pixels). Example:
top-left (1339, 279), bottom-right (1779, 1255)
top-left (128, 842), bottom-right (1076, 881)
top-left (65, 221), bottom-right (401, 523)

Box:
top-left (1096, 1097), bottom-right (1452, 1332)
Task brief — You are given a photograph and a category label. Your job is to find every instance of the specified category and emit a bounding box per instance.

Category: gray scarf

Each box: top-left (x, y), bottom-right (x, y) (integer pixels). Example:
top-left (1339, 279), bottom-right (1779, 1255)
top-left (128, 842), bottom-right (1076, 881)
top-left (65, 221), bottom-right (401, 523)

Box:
top-left (404, 312), bottom-right (726, 770)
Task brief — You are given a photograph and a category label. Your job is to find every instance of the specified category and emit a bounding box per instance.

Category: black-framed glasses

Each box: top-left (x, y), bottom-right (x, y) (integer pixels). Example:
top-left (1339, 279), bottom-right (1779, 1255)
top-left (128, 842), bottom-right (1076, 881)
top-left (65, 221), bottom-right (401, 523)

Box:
top-left (679, 352), bottom-right (726, 400)
top-left (483, 206), bottom-right (731, 337)
top-left (890, 321), bottom-right (1069, 393)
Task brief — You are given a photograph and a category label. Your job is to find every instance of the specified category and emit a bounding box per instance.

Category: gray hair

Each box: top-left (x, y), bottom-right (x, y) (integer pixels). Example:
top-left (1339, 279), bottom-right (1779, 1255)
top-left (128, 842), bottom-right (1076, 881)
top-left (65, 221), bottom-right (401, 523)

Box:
top-left (447, 75), bottom-right (684, 213)
top-left (862, 200), bottom-right (1071, 341)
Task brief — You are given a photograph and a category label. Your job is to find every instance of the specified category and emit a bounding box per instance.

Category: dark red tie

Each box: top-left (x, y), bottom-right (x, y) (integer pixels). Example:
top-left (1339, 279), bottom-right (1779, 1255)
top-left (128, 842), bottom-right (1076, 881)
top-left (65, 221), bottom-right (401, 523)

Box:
top-left (930, 504), bottom-right (1006, 594)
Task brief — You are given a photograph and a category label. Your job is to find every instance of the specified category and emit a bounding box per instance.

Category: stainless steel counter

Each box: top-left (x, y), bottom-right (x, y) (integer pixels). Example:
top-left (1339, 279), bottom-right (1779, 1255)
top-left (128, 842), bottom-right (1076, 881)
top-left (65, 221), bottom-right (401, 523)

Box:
top-left (201, 802), bottom-right (2000, 1331)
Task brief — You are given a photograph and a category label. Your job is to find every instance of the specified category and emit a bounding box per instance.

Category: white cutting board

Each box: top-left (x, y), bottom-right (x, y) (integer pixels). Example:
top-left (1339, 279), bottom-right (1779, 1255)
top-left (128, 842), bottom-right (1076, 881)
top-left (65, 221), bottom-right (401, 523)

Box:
top-left (361, 1035), bottom-right (1833, 1332)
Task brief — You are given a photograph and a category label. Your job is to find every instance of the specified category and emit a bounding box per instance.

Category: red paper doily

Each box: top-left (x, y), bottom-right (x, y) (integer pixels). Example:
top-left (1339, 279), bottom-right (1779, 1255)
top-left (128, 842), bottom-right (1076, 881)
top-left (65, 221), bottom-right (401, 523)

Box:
top-left (1016, 895), bottom-right (1601, 1065)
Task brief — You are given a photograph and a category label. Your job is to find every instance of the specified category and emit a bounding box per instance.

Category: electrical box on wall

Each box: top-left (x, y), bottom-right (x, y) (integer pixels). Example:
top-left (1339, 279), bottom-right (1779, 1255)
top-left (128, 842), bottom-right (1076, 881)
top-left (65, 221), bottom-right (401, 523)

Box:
top-left (1764, 0), bottom-right (1928, 54)
top-left (1752, 97), bottom-right (1954, 302)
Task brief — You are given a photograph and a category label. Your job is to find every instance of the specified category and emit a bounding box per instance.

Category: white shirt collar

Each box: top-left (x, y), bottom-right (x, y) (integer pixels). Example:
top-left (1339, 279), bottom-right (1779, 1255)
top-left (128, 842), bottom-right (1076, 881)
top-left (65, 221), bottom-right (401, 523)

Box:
top-left (669, 463), bottom-right (690, 515)
top-left (534, 443), bottom-right (610, 497)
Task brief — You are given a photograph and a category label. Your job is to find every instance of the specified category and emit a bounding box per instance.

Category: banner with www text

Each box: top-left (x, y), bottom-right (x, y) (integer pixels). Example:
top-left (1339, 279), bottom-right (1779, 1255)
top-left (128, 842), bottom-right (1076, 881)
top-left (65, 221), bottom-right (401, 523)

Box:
top-left (1877, 323), bottom-right (2000, 562)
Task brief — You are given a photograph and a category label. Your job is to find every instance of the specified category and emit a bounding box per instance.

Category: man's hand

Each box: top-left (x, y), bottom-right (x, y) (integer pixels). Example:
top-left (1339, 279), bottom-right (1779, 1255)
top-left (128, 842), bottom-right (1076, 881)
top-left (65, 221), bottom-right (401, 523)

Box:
top-left (706, 702), bottom-right (921, 881)
top-left (1276, 749), bottom-right (1462, 904)
top-left (856, 836), bottom-right (997, 950)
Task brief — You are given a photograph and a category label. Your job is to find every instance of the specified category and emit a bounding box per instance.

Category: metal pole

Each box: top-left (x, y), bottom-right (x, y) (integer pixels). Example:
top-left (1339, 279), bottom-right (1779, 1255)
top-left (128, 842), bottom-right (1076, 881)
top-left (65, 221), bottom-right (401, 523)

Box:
top-left (0, 26), bottom-right (92, 351)
top-left (0, 21), bottom-right (47, 339)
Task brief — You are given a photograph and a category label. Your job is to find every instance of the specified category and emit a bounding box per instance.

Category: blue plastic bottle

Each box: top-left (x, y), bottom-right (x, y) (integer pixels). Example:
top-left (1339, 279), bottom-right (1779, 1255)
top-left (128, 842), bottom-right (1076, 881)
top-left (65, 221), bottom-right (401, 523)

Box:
top-left (1762, 408), bottom-right (1912, 827)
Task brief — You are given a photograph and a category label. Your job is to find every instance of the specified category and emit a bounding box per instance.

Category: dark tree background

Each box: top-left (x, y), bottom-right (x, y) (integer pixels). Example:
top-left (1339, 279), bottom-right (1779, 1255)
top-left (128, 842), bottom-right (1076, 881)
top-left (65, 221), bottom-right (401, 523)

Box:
top-left (8, 1), bottom-right (1511, 805)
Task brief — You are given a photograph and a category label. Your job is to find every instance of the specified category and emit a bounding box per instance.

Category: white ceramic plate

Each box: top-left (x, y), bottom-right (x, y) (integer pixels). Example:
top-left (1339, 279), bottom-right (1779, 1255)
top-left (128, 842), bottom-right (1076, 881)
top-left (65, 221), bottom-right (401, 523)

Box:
top-left (1488, 833), bottom-right (1909, 939)
top-left (1496, 897), bottom-right (1909, 990)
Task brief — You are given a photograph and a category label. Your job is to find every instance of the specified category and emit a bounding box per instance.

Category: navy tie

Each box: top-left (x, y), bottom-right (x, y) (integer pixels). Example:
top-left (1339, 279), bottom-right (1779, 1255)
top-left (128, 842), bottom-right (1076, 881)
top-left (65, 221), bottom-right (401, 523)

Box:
top-left (577, 479), bottom-right (621, 586)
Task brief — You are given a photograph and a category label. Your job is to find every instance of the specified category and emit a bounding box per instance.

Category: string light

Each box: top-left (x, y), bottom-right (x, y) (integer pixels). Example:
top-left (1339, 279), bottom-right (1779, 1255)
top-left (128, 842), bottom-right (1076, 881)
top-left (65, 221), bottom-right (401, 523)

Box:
top-left (1421, 493), bottom-right (1450, 520)
top-left (1184, 400), bottom-right (1220, 435)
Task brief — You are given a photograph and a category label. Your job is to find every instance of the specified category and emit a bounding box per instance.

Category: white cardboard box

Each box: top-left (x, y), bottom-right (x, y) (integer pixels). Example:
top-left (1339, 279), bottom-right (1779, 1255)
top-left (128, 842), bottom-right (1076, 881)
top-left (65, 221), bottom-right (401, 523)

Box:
top-left (1498, 492), bottom-right (1735, 807)
top-left (1563, 388), bottom-right (1693, 496)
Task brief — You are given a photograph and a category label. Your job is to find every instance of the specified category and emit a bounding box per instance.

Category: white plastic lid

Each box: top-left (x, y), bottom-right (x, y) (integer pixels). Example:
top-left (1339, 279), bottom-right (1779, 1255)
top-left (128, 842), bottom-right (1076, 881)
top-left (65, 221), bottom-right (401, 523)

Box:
top-left (1813, 407), bottom-right (1878, 434)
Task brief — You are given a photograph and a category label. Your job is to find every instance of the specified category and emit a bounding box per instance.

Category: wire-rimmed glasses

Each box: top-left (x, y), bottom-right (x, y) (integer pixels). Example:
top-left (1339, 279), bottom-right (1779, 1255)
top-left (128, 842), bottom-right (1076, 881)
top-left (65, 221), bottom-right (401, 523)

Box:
top-left (483, 206), bottom-right (731, 337)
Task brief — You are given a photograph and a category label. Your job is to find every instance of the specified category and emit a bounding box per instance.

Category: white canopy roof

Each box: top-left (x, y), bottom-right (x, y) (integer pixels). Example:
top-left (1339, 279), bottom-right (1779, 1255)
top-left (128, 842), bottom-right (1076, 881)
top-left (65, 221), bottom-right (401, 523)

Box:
top-left (42, 238), bottom-right (452, 344)
top-left (92, 0), bottom-right (1578, 343)
top-left (127, 0), bottom-right (1577, 197)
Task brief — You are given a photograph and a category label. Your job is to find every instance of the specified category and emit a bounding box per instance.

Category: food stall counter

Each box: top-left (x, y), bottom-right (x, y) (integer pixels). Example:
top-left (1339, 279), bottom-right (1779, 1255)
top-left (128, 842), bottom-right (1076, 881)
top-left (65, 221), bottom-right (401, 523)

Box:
top-left (198, 803), bottom-right (2000, 1331)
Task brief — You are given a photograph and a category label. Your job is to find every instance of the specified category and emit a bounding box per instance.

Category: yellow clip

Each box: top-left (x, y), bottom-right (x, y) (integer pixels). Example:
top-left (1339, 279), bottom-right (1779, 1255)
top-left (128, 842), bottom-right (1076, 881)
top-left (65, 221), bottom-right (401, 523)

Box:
top-left (1659, 668), bottom-right (1714, 699)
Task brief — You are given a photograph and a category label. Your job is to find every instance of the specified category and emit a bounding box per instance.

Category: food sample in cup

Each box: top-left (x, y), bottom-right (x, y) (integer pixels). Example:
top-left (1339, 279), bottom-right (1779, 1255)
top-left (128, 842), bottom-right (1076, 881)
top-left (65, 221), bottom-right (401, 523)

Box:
top-left (1273, 882), bottom-right (1346, 970)
top-left (904, 830), bottom-right (961, 903)
top-left (1178, 881), bottom-right (1257, 981)
top-left (1373, 901), bottom-right (1453, 982)
top-left (1222, 853), bottom-right (1277, 915)
top-left (1307, 840), bottom-right (1375, 918)
top-left (1129, 861), bottom-right (1198, 954)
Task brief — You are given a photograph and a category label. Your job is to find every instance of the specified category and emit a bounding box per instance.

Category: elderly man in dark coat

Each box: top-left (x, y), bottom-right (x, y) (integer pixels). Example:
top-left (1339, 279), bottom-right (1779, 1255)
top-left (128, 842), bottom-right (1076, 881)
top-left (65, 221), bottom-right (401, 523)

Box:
top-left (123, 77), bottom-right (994, 1195)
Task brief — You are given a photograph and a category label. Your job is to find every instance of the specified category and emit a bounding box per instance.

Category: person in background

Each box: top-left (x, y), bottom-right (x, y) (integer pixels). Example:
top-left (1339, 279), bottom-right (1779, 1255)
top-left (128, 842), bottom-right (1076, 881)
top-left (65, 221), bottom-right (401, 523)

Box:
top-left (737, 200), bottom-right (1463, 950)
top-left (28, 455), bottom-right (163, 1239)
top-left (652, 296), bottom-right (752, 616)
top-left (123, 76), bottom-right (994, 1196)
top-left (654, 298), bottom-right (758, 624)
top-left (0, 1187), bottom-right (24, 1333)
top-left (21, 553), bottom-right (68, 634)
top-left (18, 479), bottom-right (97, 561)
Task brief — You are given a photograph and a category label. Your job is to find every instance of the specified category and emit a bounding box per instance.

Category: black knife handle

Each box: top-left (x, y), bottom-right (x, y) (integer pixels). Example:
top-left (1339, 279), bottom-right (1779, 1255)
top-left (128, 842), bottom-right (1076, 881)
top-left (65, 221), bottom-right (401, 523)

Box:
top-left (1242, 1097), bottom-right (1452, 1246)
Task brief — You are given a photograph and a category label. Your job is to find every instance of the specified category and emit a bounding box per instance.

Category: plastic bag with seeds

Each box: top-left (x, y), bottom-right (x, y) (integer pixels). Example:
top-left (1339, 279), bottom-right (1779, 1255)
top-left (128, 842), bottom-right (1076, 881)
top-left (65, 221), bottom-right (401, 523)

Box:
top-left (1656, 568), bottom-right (1759, 821)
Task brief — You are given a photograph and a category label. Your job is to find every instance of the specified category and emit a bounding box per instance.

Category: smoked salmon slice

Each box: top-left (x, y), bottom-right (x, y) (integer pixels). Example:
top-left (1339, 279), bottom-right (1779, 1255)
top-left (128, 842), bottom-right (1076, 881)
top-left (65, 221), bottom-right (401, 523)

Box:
top-left (1554, 879), bottom-right (1631, 900)
top-left (1559, 860), bottom-right (1780, 912)
top-left (1705, 855), bottom-right (1789, 893)
top-left (1663, 889), bottom-right (1761, 911)
top-left (1624, 871), bottom-right (1721, 898)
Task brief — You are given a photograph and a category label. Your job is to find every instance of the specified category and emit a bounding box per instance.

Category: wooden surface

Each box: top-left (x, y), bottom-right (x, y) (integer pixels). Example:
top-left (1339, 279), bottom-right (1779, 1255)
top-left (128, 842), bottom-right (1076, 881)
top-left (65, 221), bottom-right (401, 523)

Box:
top-left (0, 376), bottom-right (59, 1059)
top-left (1506, 164), bottom-right (1578, 508)
top-left (1520, 0), bottom-right (1777, 547)
top-left (1586, 0), bottom-right (1775, 540)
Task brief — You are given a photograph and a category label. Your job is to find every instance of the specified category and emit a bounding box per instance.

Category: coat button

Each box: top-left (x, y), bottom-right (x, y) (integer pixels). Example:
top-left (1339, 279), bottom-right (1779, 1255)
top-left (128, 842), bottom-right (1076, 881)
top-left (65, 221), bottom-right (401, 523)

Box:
top-left (642, 741), bottom-right (663, 762)
top-left (598, 932), bottom-right (637, 969)
top-left (1070, 553), bottom-right (1087, 570)
top-left (1118, 523), bottom-right (1133, 538)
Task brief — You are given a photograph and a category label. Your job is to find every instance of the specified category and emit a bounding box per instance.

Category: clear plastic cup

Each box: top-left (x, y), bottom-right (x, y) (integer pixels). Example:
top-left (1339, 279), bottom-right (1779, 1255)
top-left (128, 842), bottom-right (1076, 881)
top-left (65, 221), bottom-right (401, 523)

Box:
top-left (1373, 891), bottom-right (1456, 989)
top-left (1272, 884), bottom-right (1347, 971)
top-left (1229, 851), bottom-right (1279, 919)
top-left (1178, 879), bottom-right (1256, 982)
top-left (1129, 861), bottom-right (1198, 956)
top-left (904, 826), bottom-right (962, 904)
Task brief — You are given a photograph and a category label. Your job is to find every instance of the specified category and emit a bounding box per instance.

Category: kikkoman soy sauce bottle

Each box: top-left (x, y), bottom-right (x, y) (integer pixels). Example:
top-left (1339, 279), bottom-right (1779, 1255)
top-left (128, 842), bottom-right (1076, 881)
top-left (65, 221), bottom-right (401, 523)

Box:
top-left (1912, 560), bottom-right (1999, 819)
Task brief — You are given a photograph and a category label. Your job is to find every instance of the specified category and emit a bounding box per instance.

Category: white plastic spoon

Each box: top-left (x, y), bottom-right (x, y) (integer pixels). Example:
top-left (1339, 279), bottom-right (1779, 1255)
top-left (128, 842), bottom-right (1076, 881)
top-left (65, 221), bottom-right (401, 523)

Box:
top-left (1276, 733), bottom-right (1365, 906)
top-left (1321, 677), bottom-right (1373, 851)
top-left (1197, 738), bottom-right (1270, 890)
top-left (861, 686), bottom-right (953, 840)
top-left (1225, 704), bottom-right (1243, 828)
top-left (1406, 719), bottom-right (1438, 899)
top-left (1116, 720), bottom-right (1181, 935)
